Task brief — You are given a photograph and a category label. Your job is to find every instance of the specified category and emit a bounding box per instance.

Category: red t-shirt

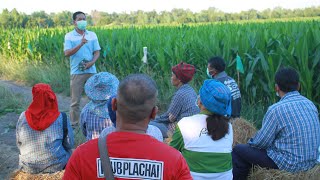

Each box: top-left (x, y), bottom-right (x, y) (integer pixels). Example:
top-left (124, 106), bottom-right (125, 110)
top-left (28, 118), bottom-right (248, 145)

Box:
top-left (63, 132), bottom-right (192, 180)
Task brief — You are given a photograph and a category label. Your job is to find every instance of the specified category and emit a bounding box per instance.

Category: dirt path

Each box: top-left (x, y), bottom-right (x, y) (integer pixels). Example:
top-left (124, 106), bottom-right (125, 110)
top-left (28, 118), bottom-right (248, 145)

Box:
top-left (0, 80), bottom-right (87, 179)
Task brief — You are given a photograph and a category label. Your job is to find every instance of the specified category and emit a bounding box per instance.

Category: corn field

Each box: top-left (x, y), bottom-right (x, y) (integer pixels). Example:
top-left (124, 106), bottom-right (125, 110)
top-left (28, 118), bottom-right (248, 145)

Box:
top-left (0, 18), bottom-right (320, 107)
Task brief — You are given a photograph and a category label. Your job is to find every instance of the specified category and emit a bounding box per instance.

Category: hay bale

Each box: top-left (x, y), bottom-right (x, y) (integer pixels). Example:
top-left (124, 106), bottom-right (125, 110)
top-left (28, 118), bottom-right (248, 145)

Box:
top-left (11, 170), bottom-right (64, 180)
top-left (249, 165), bottom-right (320, 180)
top-left (164, 131), bottom-right (173, 145)
top-left (164, 136), bottom-right (172, 145)
top-left (232, 118), bottom-right (257, 147)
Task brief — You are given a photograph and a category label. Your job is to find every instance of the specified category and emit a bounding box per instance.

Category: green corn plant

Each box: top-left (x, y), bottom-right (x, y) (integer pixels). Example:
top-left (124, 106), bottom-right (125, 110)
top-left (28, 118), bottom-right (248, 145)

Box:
top-left (0, 18), bottom-right (320, 109)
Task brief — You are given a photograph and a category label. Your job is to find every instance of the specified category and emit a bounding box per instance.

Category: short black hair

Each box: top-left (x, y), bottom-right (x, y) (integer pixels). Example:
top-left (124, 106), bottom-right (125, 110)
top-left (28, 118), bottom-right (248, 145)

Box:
top-left (208, 56), bottom-right (226, 72)
top-left (117, 74), bottom-right (158, 122)
top-left (73, 11), bottom-right (85, 20)
top-left (275, 67), bottom-right (299, 92)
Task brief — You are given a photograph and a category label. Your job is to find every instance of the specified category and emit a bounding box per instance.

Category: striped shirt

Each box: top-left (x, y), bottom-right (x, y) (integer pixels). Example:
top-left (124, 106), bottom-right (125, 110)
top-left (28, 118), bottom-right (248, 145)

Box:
top-left (16, 112), bottom-right (74, 174)
top-left (80, 108), bottom-right (113, 141)
top-left (170, 114), bottom-right (233, 180)
top-left (248, 91), bottom-right (320, 172)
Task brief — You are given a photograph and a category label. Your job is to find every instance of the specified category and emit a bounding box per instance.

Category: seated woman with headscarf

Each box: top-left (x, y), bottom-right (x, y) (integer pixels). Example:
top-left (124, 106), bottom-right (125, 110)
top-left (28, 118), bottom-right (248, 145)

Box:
top-left (80, 72), bottom-right (119, 141)
top-left (16, 83), bottom-right (74, 174)
top-left (150, 62), bottom-right (200, 138)
top-left (170, 79), bottom-right (233, 180)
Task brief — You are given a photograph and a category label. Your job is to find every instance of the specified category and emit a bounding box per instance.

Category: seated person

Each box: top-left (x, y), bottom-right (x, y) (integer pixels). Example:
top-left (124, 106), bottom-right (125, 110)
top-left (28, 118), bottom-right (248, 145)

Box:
top-left (16, 83), bottom-right (74, 174)
top-left (100, 95), bottom-right (163, 142)
top-left (207, 56), bottom-right (241, 118)
top-left (151, 62), bottom-right (200, 138)
top-left (63, 74), bottom-right (192, 179)
top-left (170, 79), bottom-right (233, 180)
top-left (80, 72), bottom-right (119, 141)
top-left (232, 67), bottom-right (320, 179)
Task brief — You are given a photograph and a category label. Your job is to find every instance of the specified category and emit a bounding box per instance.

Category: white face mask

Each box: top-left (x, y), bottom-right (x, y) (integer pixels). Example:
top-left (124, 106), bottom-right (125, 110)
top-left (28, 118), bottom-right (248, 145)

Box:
top-left (276, 91), bottom-right (280, 97)
top-left (195, 95), bottom-right (200, 107)
top-left (206, 68), bottom-right (212, 79)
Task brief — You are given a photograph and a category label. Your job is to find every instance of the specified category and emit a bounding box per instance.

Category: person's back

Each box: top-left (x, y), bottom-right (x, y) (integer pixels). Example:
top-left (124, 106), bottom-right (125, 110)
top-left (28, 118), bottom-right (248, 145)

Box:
top-left (171, 80), bottom-right (233, 180)
top-left (215, 74), bottom-right (241, 118)
top-left (16, 83), bottom-right (74, 174)
top-left (172, 83), bottom-right (199, 121)
top-left (17, 112), bottom-right (73, 173)
top-left (63, 74), bottom-right (192, 179)
top-left (99, 95), bottom-right (164, 142)
top-left (261, 90), bottom-right (320, 172)
top-left (64, 132), bottom-right (189, 179)
top-left (80, 72), bottom-right (119, 141)
top-left (232, 67), bottom-right (320, 179)
top-left (100, 125), bottom-right (163, 142)
top-left (174, 114), bottom-right (233, 180)
top-left (207, 56), bottom-right (241, 118)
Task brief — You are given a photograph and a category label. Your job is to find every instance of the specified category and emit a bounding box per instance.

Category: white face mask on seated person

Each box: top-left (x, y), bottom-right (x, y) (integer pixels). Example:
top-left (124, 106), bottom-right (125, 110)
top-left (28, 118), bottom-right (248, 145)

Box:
top-left (206, 68), bottom-right (212, 79)
top-left (206, 65), bottom-right (217, 79)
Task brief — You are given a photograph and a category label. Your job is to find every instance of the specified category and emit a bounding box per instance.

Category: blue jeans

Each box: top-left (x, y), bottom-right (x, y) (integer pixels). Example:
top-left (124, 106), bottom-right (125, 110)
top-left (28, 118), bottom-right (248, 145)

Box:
top-left (232, 144), bottom-right (278, 180)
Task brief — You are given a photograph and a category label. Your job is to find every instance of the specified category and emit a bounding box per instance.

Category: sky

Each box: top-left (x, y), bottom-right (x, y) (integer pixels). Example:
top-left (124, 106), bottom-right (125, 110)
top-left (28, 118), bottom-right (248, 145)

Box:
top-left (1, 0), bottom-right (320, 14)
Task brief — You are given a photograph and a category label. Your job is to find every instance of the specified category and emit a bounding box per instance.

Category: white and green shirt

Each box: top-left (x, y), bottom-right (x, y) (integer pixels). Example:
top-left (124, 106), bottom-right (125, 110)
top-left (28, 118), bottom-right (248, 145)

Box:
top-left (170, 114), bottom-right (233, 180)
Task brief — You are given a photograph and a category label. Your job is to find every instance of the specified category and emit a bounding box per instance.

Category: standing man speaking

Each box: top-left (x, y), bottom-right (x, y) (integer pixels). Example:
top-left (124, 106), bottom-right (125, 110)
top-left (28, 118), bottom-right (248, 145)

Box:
top-left (64, 11), bottom-right (101, 127)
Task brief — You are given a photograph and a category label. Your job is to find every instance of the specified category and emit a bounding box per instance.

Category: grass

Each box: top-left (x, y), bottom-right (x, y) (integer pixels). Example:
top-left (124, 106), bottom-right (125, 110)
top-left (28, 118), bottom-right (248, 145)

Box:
top-left (241, 101), bottom-right (268, 129)
top-left (0, 85), bottom-right (28, 116)
top-left (73, 126), bottom-right (86, 147)
top-left (0, 55), bottom-right (70, 96)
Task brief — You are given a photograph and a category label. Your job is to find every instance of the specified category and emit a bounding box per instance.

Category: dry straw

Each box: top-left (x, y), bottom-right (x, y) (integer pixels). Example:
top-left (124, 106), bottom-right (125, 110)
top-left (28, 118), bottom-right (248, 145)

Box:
top-left (249, 165), bottom-right (320, 180)
top-left (232, 118), bottom-right (257, 147)
top-left (11, 170), bottom-right (64, 180)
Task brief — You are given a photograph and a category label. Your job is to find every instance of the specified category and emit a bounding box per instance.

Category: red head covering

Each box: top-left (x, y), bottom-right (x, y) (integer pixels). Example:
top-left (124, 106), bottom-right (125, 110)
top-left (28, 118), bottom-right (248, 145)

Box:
top-left (25, 83), bottom-right (60, 131)
top-left (172, 62), bottom-right (196, 83)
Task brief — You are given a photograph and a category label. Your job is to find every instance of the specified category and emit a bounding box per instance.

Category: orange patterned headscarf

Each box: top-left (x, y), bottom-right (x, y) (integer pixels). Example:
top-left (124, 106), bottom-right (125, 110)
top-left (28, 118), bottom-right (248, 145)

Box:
top-left (25, 83), bottom-right (60, 131)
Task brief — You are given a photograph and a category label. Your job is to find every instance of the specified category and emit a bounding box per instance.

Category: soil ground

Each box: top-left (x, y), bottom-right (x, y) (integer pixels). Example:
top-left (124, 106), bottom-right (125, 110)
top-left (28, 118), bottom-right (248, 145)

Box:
top-left (0, 80), bottom-right (87, 179)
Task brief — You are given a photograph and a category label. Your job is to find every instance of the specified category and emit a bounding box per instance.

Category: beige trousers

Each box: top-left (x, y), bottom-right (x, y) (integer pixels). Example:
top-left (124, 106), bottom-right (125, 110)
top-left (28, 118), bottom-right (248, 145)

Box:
top-left (70, 73), bottom-right (93, 125)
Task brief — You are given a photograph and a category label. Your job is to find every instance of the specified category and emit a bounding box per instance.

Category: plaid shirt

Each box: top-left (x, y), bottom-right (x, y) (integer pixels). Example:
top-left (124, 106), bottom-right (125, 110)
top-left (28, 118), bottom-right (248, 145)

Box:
top-left (16, 112), bottom-right (74, 174)
top-left (248, 91), bottom-right (320, 172)
top-left (80, 108), bottom-right (113, 141)
top-left (159, 84), bottom-right (199, 123)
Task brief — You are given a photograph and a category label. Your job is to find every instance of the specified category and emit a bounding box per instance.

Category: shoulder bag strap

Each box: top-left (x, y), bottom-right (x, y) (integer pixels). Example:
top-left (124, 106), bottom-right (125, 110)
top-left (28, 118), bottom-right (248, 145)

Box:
top-left (61, 112), bottom-right (68, 141)
top-left (98, 135), bottom-right (115, 180)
